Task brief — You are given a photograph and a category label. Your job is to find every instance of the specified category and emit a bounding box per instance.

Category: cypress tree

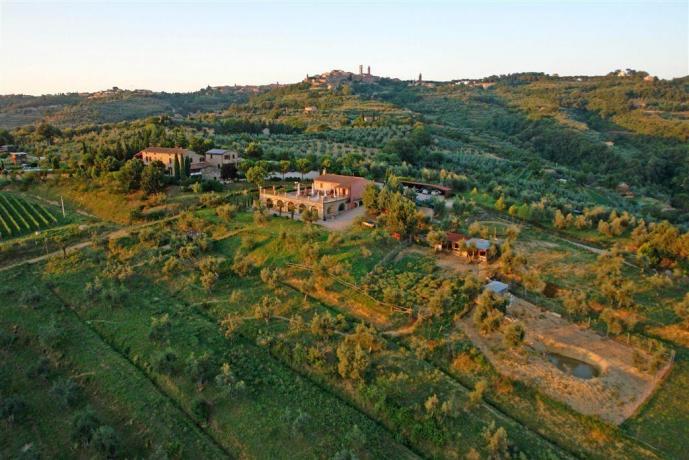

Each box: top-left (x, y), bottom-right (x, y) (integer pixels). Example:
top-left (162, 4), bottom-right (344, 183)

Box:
top-left (184, 157), bottom-right (191, 177)
top-left (174, 155), bottom-right (181, 180)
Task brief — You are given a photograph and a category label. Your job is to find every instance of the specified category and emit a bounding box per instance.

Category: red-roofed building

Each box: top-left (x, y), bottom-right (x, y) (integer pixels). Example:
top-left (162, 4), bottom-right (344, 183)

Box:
top-left (258, 172), bottom-right (372, 221)
top-left (445, 231), bottom-right (466, 252)
top-left (312, 173), bottom-right (371, 208)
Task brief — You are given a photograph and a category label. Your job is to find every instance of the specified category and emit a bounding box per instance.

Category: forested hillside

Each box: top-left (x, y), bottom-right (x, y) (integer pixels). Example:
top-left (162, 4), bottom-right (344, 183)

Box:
top-left (0, 85), bottom-right (259, 128)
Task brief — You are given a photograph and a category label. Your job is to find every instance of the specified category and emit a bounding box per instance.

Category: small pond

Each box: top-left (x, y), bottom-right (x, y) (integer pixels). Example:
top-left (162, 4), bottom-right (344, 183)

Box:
top-left (546, 352), bottom-right (600, 380)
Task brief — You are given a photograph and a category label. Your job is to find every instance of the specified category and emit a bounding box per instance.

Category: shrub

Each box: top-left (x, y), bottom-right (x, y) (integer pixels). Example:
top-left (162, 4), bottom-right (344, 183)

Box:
top-left (20, 288), bottom-right (42, 308)
top-left (214, 362), bottom-right (247, 398)
top-left (153, 349), bottom-right (179, 375)
top-left (191, 397), bottom-right (212, 421)
top-left (185, 352), bottom-right (215, 385)
top-left (92, 425), bottom-right (120, 458)
top-left (503, 322), bottom-right (525, 348)
top-left (231, 253), bottom-right (254, 277)
top-left (149, 314), bottom-right (173, 342)
top-left (38, 319), bottom-right (66, 349)
top-left (101, 284), bottom-right (128, 306)
top-left (291, 409), bottom-right (311, 438)
top-left (26, 357), bottom-right (52, 380)
top-left (0, 329), bottom-right (17, 349)
top-left (468, 379), bottom-right (487, 408)
top-left (84, 277), bottom-right (104, 299)
top-left (0, 395), bottom-right (28, 423)
top-left (71, 408), bottom-right (100, 446)
top-left (50, 378), bottom-right (82, 408)
top-left (216, 204), bottom-right (237, 222)
top-left (162, 257), bottom-right (181, 277)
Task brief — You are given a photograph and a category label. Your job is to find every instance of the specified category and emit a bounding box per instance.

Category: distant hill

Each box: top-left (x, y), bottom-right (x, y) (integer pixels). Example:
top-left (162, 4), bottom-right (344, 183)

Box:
top-left (490, 71), bottom-right (689, 141)
top-left (2, 70), bottom-right (687, 142)
top-left (0, 85), bottom-right (265, 129)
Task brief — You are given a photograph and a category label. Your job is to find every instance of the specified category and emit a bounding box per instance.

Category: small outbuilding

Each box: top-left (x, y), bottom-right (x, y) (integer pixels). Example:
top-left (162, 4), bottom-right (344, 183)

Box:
top-left (466, 238), bottom-right (491, 261)
top-left (485, 280), bottom-right (509, 296)
top-left (445, 231), bottom-right (466, 252)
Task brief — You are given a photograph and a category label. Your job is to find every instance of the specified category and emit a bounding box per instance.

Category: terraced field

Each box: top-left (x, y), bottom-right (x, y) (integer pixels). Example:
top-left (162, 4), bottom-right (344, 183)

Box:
top-left (0, 193), bottom-right (59, 238)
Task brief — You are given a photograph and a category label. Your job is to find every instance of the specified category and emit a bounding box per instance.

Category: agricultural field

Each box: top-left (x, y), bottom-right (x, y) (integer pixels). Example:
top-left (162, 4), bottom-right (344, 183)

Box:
top-left (0, 192), bottom-right (60, 238)
top-left (5, 191), bottom-right (685, 458)
top-left (1, 67), bottom-right (688, 459)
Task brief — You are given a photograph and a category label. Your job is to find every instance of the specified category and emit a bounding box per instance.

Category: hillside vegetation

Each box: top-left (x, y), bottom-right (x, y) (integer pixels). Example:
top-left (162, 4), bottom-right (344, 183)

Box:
top-left (1, 69), bottom-right (689, 459)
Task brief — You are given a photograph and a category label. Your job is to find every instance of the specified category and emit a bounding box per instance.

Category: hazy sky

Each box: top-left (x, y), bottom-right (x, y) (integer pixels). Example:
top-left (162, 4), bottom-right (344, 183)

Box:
top-left (1, 1), bottom-right (687, 95)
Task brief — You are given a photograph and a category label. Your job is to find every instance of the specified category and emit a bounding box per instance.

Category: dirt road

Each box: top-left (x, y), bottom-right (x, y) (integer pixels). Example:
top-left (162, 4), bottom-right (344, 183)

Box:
top-left (0, 215), bottom-right (181, 273)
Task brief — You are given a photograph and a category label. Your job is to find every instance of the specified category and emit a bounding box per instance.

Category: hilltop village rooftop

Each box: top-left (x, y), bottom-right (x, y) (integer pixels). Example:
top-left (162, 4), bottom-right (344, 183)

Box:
top-left (259, 173), bottom-right (370, 220)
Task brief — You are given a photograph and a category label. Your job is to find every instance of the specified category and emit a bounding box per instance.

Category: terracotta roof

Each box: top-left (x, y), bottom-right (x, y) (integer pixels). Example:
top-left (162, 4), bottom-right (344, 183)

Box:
top-left (446, 232), bottom-right (465, 242)
top-left (139, 147), bottom-right (193, 156)
top-left (206, 148), bottom-right (237, 156)
top-left (314, 174), bottom-right (370, 187)
top-left (189, 161), bottom-right (211, 170)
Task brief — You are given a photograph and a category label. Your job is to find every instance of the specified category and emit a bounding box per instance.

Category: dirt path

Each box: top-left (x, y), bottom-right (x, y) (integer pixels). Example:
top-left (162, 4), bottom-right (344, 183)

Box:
top-left (475, 217), bottom-right (638, 268)
top-left (382, 318), bottom-right (418, 337)
top-left (0, 215), bottom-right (181, 273)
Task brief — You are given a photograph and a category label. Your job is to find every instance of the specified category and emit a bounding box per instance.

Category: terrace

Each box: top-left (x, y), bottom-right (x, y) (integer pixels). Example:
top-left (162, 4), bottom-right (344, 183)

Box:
top-left (259, 183), bottom-right (349, 219)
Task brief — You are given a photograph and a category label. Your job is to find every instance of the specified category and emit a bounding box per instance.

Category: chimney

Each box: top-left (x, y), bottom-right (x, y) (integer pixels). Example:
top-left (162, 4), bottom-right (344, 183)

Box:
top-left (367, 65), bottom-right (371, 75)
top-left (359, 64), bottom-right (363, 75)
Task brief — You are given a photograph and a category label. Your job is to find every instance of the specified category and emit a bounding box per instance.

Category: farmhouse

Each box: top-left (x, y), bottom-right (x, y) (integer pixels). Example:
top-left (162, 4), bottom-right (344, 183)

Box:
top-left (10, 152), bottom-right (28, 165)
top-left (204, 148), bottom-right (241, 168)
top-left (259, 173), bottom-right (371, 220)
top-left (189, 162), bottom-right (220, 180)
top-left (136, 147), bottom-right (203, 175)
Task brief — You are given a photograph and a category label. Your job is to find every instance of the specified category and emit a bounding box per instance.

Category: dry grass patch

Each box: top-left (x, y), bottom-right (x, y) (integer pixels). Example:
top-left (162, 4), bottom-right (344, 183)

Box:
top-left (460, 297), bottom-right (672, 424)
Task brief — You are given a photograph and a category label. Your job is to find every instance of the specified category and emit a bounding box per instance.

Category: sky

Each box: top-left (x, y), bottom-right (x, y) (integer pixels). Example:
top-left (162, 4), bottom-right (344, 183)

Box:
top-left (1, 0), bottom-right (687, 95)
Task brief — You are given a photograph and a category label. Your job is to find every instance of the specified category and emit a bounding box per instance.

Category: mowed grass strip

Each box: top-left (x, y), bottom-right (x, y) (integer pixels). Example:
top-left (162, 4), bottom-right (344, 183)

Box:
top-left (1, 332), bottom-right (149, 458)
top-left (0, 266), bottom-right (229, 459)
